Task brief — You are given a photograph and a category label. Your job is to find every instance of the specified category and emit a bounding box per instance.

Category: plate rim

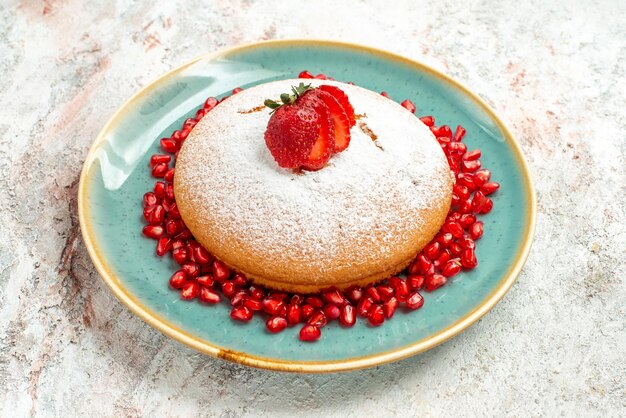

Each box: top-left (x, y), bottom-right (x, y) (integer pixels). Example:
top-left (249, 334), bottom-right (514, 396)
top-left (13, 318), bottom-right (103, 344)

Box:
top-left (78, 39), bottom-right (537, 373)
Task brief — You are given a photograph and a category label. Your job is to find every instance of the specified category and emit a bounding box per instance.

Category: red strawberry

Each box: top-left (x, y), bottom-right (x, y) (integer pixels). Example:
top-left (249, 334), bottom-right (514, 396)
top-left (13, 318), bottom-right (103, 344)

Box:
top-left (309, 89), bottom-right (351, 152)
top-left (319, 85), bottom-right (356, 127)
top-left (298, 92), bottom-right (334, 170)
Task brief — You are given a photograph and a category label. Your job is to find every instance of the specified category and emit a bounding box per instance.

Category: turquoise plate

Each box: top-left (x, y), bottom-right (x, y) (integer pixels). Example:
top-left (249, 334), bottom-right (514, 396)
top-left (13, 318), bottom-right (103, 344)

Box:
top-left (78, 40), bottom-right (536, 373)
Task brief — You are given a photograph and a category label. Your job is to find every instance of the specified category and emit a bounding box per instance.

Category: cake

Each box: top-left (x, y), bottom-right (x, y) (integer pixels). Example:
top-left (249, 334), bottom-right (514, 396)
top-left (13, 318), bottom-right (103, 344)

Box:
top-left (174, 79), bottom-right (454, 293)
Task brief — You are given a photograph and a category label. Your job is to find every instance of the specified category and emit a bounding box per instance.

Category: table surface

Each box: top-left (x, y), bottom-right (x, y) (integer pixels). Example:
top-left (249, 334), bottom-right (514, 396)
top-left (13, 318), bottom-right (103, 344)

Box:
top-left (1, 0), bottom-right (625, 416)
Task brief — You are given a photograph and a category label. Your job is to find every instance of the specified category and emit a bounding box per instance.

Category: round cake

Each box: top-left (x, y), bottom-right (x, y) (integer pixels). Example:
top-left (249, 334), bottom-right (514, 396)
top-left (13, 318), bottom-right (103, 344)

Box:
top-left (174, 79), bottom-right (454, 293)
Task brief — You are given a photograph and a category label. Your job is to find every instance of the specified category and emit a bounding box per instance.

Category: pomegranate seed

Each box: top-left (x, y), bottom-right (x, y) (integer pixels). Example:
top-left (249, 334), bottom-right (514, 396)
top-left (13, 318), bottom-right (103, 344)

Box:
top-left (290, 294), bottom-right (304, 305)
top-left (378, 285), bottom-right (395, 301)
top-left (459, 213), bottom-right (476, 228)
top-left (449, 243), bottom-right (463, 256)
top-left (195, 108), bottom-right (207, 120)
top-left (266, 316), bottom-right (288, 333)
top-left (231, 273), bottom-right (247, 287)
top-left (262, 298), bottom-right (285, 316)
top-left (463, 149), bottom-right (481, 161)
top-left (434, 250), bottom-right (451, 267)
top-left (460, 235), bottom-right (476, 249)
top-left (222, 281), bottom-right (237, 298)
top-left (165, 219), bottom-right (183, 236)
top-left (346, 286), bottom-right (363, 303)
top-left (368, 305), bottom-right (385, 326)
top-left (169, 270), bottom-right (187, 289)
top-left (407, 275), bottom-right (425, 290)
top-left (442, 259), bottom-right (462, 277)
top-left (212, 260), bottom-right (230, 282)
top-left (165, 183), bottom-right (175, 199)
top-left (182, 262), bottom-right (200, 277)
top-left (229, 290), bottom-right (247, 307)
top-left (425, 274), bottom-right (447, 291)
top-left (142, 225), bottom-right (164, 239)
top-left (164, 168), bottom-right (175, 182)
top-left (232, 87), bottom-right (243, 94)
top-left (401, 99), bottom-right (416, 113)
top-left (459, 199), bottom-right (473, 214)
top-left (287, 303), bottom-right (301, 325)
top-left (471, 191), bottom-right (486, 213)
top-left (432, 125), bottom-right (452, 138)
top-left (453, 184), bottom-right (470, 201)
top-left (172, 247), bottom-right (188, 264)
top-left (474, 169), bottom-right (491, 186)
top-left (155, 237), bottom-right (171, 256)
top-left (438, 136), bottom-right (451, 147)
top-left (181, 281), bottom-right (200, 300)
top-left (380, 91), bottom-right (390, 98)
top-left (443, 221), bottom-right (464, 238)
top-left (269, 291), bottom-right (289, 301)
top-left (453, 125), bottom-right (466, 141)
top-left (470, 221), bottom-right (484, 239)
top-left (196, 275), bottom-right (214, 287)
top-left (365, 286), bottom-right (382, 303)
top-left (457, 173), bottom-right (477, 190)
top-left (204, 97), bottom-right (218, 110)
top-left (462, 248), bottom-right (478, 268)
top-left (307, 311), bottom-right (328, 328)
top-left (405, 292), bottom-right (424, 310)
top-left (323, 304), bottom-right (341, 320)
top-left (382, 297), bottom-right (399, 319)
top-left (299, 325), bottom-right (321, 341)
top-left (423, 242), bottom-right (441, 260)
top-left (419, 116), bottom-right (435, 126)
top-left (180, 126), bottom-right (192, 140)
top-left (143, 205), bottom-right (154, 222)
top-left (199, 287), bottom-right (221, 304)
top-left (448, 142), bottom-right (467, 153)
top-left (314, 73), bottom-right (327, 80)
top-left (183, 117), bottom-right (196, 128)
top-left (171, 239), bottom-right (185, 250)
top-left (298, 70), bottom-right (314, 78)
top-left (481, 182), bottom-right (500, 195)
top-left (357, 296), bottom-right (374, 317)
top-left (480, 198), bottom-right (494, 214)
top-left (160, 138), bottom-right (178, 153)
top-left (393, 279), bottom-right (410, 302)
top-left (339, 305), bottom-right (356, 327)
top-left (447, 157), bottom-right (459, 173)
top-left (437, 232), bottom-right (454, 247)
top-left (301, 304), bottom-right (315, 320)
top-left (417, 254), bottom-right (434, 275)
top-left (321, 287), bottom-right (346, 306)
top-left (305, 296), bottom-right (324, 309)
top-left (193, 246), bottom-right (212, 264)
top-left (462, 159), bottom-right (481, 172)
top-left (230, 306), bottom-right (252, 322)
top-left (244, 297), bottom-right (263, 311)
top-left (150, 154), bottom-right (171, 166)
top-left (172, 130), bottom-right (182, 142)
top-left (248, 285), bottom-right (265, 300)
top-left (143, 192), bottom-right (158, 207)
top-left (148, 205), bottom-right (164, 225)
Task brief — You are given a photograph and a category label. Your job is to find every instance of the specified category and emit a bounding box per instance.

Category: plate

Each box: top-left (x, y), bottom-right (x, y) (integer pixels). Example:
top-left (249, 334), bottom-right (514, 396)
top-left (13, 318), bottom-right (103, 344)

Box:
top-left (78, 40), bottom-right (536, 373)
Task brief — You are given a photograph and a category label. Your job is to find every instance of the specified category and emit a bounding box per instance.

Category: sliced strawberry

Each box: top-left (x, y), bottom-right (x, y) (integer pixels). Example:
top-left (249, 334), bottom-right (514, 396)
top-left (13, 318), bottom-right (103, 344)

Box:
top-left (310, 90), bottom-right (351, 152)
top-left (299, 92), bottom-right (334, 170)
top-left (319, 85), bottom-right (356, 127)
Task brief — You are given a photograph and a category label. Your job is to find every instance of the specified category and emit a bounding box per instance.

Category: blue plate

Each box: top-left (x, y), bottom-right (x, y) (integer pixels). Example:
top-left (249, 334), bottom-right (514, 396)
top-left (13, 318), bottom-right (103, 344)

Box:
top-left (78, 40), bottom-right (536, 373)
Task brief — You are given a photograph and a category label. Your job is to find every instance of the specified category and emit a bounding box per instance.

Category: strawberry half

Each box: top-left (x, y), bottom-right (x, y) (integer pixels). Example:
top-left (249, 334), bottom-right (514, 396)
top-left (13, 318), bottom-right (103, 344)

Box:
top-left (319, 85), bottom-right (356, 127)
top-left (298, 92), bottom-right (335, 170)
top-left (309, 89), bottom-right (351, 152)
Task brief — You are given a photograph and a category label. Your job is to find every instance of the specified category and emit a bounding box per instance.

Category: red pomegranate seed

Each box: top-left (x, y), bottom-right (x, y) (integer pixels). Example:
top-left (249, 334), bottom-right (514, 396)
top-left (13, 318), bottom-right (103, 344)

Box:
top-left (248, 285), bottom-right (265, 300)
top-left (165, 219), bottom-right (182, 236)
top-left (232, 87), bottom-right (243, 94)
top-left (448, 142), bottom-right (468, 153)
top-left (305, 296), bottom-right (324, 309)
top-left (453, 125), bottom-right (466, 142)
top-left (212, 260), bottom-right (230, 282)
top-left (314, 73), bottom-right (327, 80)
top-left (290, 294), bottom-right (304, 305)
top-left (368, 305), bottom-right (385, 326)
top-left (408, 260), bottom-right (421, 275)
top-left (165, 183), bottom-right (175, 200)
top-left (447, 157), bottom-right (459, 173)
top-left (180, 126), bottom-right (192, 140)
top-left (222, 281), bottom-right (237, 298)
top-left (196, 275), bottom-right (214, 287)
top-left (244, 297), bottom-right (263, 311)
top-left (230, 306), bottom-right (252, 322)
top-left (434, 249), bottom-right (451, 267)
top-left (323, 304), bottom-right (341, 320)
top-left (382, 297), bottom-right (399, 319)
top-left (365, 286), bottom-right (382, 303)
top-left (298, 70), bottom-right (314, 78)
top-left (171, 239), bottom-right (185, 250)
top-left (229, 290), bottom-right (247, 307)
top-left (442, 259), bottom-right (462, 277)
top-left (143, 192), bottom-right (158, 207)
top-left (419, 116), bottom-right (435, 126)
top-left (150, 154), bottom-right (171, 166)
top-left (143, 205), bottom-right (154, 222)
top-left (172, 247), bottom-right (188, 264)
top-left (357, 296), bottom-right (374, 317)
top-left (417, 254), bottom-right (434, 274)
top-left (172, 130), bottom-right (182, 142)
top-left (195, 108), bottom-right (207, 120)
top-left (380, 91), bottom-right (390, 98)
top-left (181, 262), bottom-right (199, 277)
top-left (346, 286), bottom-right (363, 303)
top-left (459, 213), bottom-right (476, 228)
top-left (160, 138), bottom-right (178, 153)
top-left (307, 311), bottom-right (328, 328)
top-left (462, 248), bottom-right (478, 268)
top-left (480, 198), bottom-right (493, 214)
top-left (269, 291), bottom-right (289, 301)
top-left (156, 237), bottom-right (171, 256)
top-left (204, 97), bottom-right (218, 110)
top-left (425, 274), bottom-right (447, 291)
top-left (142, 225), bottom-right (164, 239)
top-left (459, 199), bottom-right (473, 214)
top-left (193, 246), bottom-right (212, 264)
top-left (164, 168), bottom-right (175, 182)
top-left (262, 298), bottom-right (285, 316)
top-left (231, 273), bottom-right (247, 287)
top-left (437, 232), bottom-right (454, 247)
top-left (321, 287), bottom-right (346, 306)
top-left (453, 184), bottom-right (470, 201)
top-left (169, 270), bottom-right (187, 289)
top-left (423, 242), bottom-right (441, 259)
top-left (460, 236), bottom-right (476, 250)
top-left (183, 117), bottom-right (196, 128)
top-left (449, 243), bottom-right (463, 256)
top-left (443, 221), bottom-right (464, 238)
top-left (463, 149), bottom-right (481, 161)
top-left (199, 287), bottom-right (220, 304)
top-left (181, 281), bottom-right (200, 300)
top-left (148, 205), bottom-right (164, 225)
top-left (470, 221), bottom-right (484, 239)
top-left (471, 190), bottom-right (486, 213)
top-left (287, 303), bottom-right (301, 325)
top-left (401, 99), bottom-right (416, 113)
top-left (301, 304), bottom-right (315, 321)
top-left (407, 275), bottom-right (425, 290)
top-left (438, 136), bottom-right (451, 147)
top-left (462, 159), bottom-right (481, 172)
top-left (339, 305), bottom-right (356, 327)
top-left (474, 169), bottom-right (491, 186)
top-left (457, 173), bottom-right (477, 190)
top-left (405, 292), bottom-right (424, 310)
top-left (299, 325), bottom-right (321, 341)
top-left (393, 279), bottom-right (410, 302)
top-left (378, 285), bottom-right (395, 301)
top-left (266, 316), bottom-right (288, 333)
top-left (482, 182), bottom-right (500, 195)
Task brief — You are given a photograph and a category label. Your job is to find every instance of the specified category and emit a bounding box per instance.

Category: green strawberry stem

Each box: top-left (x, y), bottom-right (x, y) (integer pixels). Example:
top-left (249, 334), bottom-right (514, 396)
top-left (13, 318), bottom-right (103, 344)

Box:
top-left (264, 82), bottom-right (312, 112)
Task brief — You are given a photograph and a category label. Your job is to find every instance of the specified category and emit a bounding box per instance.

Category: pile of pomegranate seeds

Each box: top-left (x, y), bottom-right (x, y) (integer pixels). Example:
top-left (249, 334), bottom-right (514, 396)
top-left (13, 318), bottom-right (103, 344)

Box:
top-left (141, 74), bottom-right (499, 342)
